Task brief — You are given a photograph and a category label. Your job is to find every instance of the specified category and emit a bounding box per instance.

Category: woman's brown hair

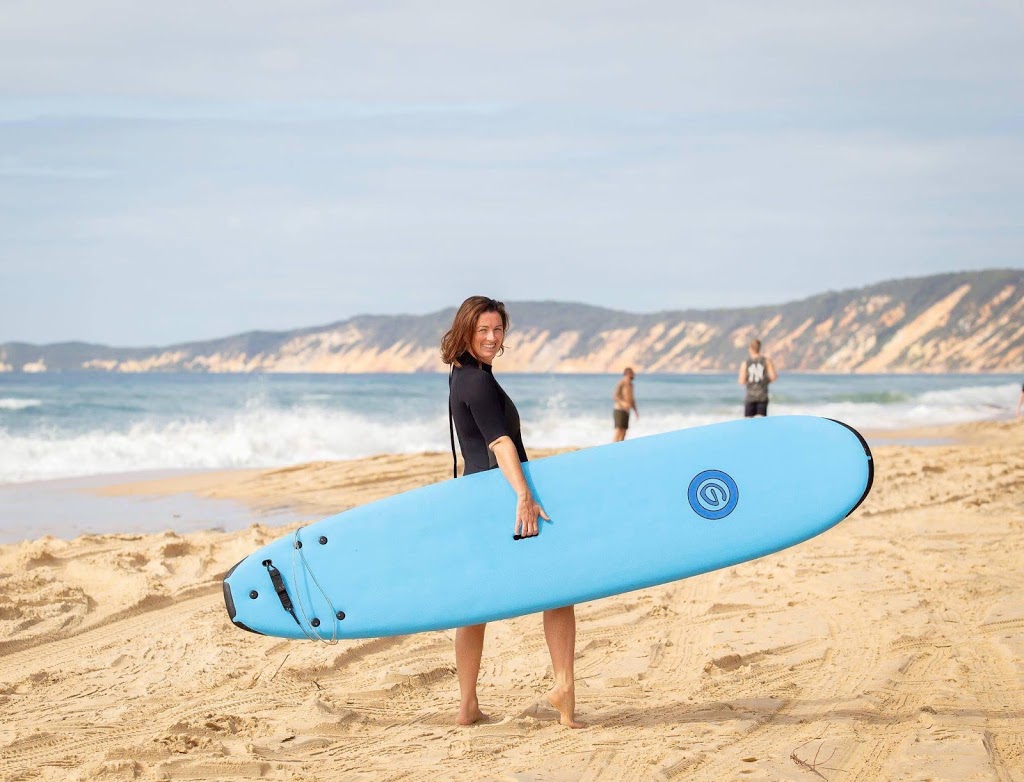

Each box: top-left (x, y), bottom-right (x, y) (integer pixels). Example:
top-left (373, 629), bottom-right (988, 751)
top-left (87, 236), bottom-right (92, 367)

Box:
top-left (440, 296), bottom-right (509, 365)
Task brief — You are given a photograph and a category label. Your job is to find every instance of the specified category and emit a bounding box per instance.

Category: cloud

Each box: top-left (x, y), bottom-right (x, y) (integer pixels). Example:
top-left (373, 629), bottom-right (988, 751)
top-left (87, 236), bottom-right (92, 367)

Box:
top-left (0, 1), bottom-right (1021, 343)
top-left (2, 1), bottom-right (1020, 107)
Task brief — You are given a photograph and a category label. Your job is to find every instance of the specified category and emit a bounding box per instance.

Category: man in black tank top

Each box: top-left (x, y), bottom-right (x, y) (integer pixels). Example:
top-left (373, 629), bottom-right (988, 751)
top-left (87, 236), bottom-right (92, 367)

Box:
top-left (738, 338), bottom-right (778, 417)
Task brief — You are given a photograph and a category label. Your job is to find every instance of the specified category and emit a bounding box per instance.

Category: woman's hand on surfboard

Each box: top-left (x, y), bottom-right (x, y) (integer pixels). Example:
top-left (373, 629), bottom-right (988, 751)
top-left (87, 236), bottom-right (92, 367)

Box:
top-left (488, 436), bottom-right (550, 539)
top-left (515, 493), bottom-right (550, 539)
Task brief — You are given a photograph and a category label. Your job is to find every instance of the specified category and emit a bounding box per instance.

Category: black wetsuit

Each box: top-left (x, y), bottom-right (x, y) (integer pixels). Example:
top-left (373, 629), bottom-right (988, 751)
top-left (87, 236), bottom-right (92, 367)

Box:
top-left (449, 352), bottom-right (527, 476)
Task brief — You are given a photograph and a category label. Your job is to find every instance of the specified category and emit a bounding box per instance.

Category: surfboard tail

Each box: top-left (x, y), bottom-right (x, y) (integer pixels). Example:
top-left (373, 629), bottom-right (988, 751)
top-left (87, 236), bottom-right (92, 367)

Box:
top-left (223, 559), bottom-right (263, 635)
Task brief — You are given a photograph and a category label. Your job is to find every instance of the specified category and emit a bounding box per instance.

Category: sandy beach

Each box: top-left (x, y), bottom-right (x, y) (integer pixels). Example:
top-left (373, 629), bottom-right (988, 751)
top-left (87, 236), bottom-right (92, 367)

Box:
top-left (1, 421), bottom-right (1022, 781)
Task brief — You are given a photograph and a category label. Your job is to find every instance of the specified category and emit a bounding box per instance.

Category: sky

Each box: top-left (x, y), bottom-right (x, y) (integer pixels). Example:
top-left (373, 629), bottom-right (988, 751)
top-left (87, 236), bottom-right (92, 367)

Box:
top-left (1, 1), bottom-right (1022, 346)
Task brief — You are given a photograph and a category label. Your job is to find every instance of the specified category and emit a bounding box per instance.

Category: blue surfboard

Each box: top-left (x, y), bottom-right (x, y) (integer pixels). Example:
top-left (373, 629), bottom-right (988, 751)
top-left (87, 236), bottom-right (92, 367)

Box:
top-left (223, 416), bottom-right (872, 640)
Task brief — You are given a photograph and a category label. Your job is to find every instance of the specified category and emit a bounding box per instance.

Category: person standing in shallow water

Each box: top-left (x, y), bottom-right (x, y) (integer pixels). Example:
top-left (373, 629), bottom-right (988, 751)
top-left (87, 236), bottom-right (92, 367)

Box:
top-left (738, 338), bottom-right (777, 417)
top-left (440, 296), bottom-right (583, 729)
top-left (612, 367), bottom-right (639, 442)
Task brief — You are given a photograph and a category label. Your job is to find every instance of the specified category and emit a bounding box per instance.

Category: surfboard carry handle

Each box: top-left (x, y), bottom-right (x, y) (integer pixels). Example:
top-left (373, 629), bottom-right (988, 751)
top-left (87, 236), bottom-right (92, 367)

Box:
top-left (264, 561), bottom-right (301, 623)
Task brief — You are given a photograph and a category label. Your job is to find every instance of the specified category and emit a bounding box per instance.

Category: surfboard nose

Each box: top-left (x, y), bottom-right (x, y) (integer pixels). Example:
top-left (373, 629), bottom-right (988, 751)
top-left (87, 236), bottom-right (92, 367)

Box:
top-left (223, 559), bottom-right (262, 635)
top-left (825, 418), bottom-right (874, 517)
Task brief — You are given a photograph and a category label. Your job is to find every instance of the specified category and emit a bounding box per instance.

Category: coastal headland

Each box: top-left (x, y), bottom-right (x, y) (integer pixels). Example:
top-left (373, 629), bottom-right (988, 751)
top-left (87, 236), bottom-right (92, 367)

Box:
top-left (3, 269), bottom-right (1022, 374)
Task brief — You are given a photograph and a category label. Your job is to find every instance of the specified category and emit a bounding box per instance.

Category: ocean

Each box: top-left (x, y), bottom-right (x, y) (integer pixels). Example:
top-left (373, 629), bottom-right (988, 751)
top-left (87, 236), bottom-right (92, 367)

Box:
top-left (1, 371), bottom-right (1019, 485)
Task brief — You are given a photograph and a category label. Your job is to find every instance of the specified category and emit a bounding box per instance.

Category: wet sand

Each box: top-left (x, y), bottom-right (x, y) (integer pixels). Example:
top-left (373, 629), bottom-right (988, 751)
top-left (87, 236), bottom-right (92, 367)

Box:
top-left (1, 422), bottom-right (1022, 781)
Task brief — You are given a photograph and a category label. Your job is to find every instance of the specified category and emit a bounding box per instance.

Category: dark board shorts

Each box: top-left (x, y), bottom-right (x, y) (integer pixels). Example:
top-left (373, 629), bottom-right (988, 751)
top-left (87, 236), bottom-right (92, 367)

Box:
top-left (613, 409), bottom-right (630, 430)
top-left (744, 401), bottom-right (769, 418)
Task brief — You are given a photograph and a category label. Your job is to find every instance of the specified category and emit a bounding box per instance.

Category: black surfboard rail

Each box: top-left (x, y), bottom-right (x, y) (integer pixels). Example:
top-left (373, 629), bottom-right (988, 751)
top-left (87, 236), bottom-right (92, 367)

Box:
top-left (223, 559), bottom-right (262, 635)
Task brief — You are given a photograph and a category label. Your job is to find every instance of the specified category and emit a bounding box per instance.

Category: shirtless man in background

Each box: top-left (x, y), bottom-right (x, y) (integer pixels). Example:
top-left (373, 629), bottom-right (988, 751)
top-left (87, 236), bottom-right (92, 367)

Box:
top-left (612, 367), bottom-right (639, 442)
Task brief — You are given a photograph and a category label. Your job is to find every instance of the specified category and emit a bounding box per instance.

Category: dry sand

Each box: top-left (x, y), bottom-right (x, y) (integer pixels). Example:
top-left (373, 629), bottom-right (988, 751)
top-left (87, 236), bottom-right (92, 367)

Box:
top-left (1, 422), bottom-right (1022, 781)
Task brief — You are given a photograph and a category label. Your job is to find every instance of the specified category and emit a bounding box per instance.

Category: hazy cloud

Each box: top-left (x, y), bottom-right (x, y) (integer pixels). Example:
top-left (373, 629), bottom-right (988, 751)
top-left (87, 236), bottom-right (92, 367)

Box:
top-left (1, 1), bottom-right (1022, 343)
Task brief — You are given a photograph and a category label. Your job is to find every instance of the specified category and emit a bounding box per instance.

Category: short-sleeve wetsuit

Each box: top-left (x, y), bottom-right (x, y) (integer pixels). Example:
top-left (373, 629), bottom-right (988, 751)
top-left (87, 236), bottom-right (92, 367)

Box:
top-left (449, 352), bottom-right (528, 475)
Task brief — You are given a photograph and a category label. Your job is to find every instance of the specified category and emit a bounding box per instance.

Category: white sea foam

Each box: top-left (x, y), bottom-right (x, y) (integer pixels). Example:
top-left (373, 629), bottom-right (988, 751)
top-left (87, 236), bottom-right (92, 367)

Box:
top-left (0, 406), bottom-right (451, 484)
top-left (916, 383), bottom-right (1017, 408)
top-left (0, 398), bottom-right (41, 411)
top-left (780, 382), bottom-right (1018, 430)
top-left (0, 403), bottom-right (725, 484)
top-left (521, 408), bottom-right (730, 449)
top-left (0, 381), bottom-right (1016, 484)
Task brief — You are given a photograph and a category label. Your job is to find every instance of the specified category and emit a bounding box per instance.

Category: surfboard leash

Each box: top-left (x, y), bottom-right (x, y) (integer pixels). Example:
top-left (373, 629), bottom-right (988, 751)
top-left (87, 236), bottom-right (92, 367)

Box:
top-left (448, 366), bottom-right (458, 479)
top-left (260, 536), bottom-right (340, 644)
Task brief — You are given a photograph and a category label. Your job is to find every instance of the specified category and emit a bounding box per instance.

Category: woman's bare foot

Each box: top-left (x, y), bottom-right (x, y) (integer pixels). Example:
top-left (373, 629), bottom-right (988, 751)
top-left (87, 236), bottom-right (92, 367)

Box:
top-left (545, 685), bottom-right (584, 729)
top-left (456, 699), bottom-right (488, 725)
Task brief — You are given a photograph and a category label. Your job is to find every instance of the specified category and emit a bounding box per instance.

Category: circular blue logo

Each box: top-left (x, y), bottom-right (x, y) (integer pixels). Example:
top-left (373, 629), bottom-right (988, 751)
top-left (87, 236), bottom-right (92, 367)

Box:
top-left (687, 470), bottom-right (739, 520)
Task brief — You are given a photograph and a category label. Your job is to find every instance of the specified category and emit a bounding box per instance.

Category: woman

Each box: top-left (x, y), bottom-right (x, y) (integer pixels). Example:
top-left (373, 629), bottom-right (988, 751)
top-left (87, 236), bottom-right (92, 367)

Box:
top-left (440, 295), bottom-right (582, 729)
